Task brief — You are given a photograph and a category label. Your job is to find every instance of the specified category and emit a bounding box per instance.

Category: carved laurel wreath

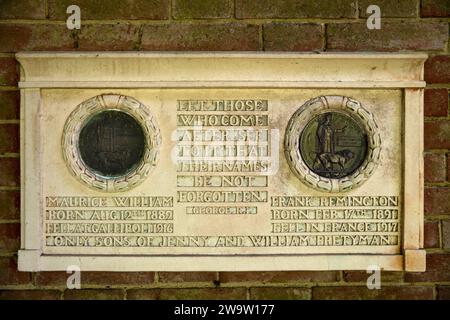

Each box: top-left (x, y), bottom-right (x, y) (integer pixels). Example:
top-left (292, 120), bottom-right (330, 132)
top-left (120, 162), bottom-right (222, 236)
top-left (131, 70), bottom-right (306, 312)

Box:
top-left (62, 94), bottom-right (161, 192)
top-left (284, 96), bottom-right (381, 193)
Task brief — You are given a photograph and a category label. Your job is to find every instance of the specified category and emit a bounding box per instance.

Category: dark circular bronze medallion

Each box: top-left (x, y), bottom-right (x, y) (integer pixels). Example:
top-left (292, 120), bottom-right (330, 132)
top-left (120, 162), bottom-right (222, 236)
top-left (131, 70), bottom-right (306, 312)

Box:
top-left (299, 111), bottom-right (368, 179)
top-left (78, 110), bottom-right (146, 178)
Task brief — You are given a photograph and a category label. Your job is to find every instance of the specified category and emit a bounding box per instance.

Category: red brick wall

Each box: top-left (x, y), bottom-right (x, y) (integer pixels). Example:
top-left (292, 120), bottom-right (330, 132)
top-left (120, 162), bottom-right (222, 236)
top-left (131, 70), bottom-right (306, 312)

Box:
top-left (0, 0), bottom-right (449, 300)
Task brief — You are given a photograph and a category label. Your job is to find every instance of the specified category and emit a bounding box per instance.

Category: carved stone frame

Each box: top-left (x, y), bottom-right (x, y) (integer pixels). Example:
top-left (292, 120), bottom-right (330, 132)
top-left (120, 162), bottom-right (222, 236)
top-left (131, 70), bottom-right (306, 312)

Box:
top-left (17, 53), bottom-right (426, 272)
top-left (285, 95), bottom-right (381, 193)
top-left (62, 94), bottom-right (161, 193)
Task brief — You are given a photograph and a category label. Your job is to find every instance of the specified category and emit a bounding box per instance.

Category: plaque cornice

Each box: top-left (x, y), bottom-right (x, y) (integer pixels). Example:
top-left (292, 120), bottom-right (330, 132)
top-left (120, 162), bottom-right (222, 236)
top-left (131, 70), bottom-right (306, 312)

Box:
top-left (16, 52), bottom-right (426, 88)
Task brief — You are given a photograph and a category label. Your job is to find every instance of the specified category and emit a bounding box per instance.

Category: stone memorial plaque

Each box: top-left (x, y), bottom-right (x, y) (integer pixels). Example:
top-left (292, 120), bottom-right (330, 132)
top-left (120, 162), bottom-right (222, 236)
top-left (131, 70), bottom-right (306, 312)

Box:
top-left (18, 53), bottom-right (426, 271)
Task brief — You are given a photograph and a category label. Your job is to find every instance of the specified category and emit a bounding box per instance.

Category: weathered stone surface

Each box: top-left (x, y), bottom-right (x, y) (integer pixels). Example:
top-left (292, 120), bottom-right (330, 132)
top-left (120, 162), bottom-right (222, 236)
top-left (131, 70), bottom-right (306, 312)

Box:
top-left (16, 53), bottom-right (424, 275)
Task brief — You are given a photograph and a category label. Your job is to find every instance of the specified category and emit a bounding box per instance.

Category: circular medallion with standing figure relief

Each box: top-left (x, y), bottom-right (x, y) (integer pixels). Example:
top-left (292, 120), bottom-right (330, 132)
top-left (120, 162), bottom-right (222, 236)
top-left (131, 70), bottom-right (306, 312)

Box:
top-left (299, 111), bottom-right (368, 179)
top-left (285, 96), bottom-right (381, 193)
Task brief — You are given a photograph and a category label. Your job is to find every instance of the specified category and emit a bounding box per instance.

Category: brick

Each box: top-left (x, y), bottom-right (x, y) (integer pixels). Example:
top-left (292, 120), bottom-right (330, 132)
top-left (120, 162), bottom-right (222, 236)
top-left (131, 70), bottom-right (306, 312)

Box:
top-left (0, 158), bottom-right (19, 187)
top-left (343, 271), bottom-right (404, 282)
top-left (448, 154), bottom-right (450, 182)
top-left (36, 271), bottom-right (155, 286)
top-left (421, 0), bottom-right (450, 17)
top-left (127, 288), bottom-right (161, 300)
top-left (0, 59), bottom-right (19, 87)
top-left (425, 120), bottom-right (450, 149)
top-left (359, 0), bottom-right (418, 17)
top-left (158, 272), bottom-right (216, 283)
top-left (424, 153), bottom-right (446, 183)
top-left (0, 257), bottom-right (31, 286)
top-left (424, 88), bottom-right (448, 117)
top-left (312, 286), bottom-right (433, 300)
top-left (236, 0), bottom-right (357, 18)
top-left (0, 223), bottom-right (20, 253)
top-left (0, 91), bottom-right (19, 119)
top-left (250, 287), bottom-right (310, 300)
top-left (78, 24), bottom-right (140, 51)
top-left (443, 220), bottom-right (450, 250)
top-left (0, 124), bottom-right (19, 154)
top-left (0, 24), bottom-right (76, 52)
top-left (48, 0), bottom-right (169, 20)
top-left (327, 22), bottom-right (448, 51)
top-left (220, 271), bottom-right (339, 283)
top-left (425, 56), bottom-right (450, 84)
top-left (128, 288), bottom-right (247, 300)
top-left (425, 221), bottom-right (440, 248)
top-left (264, 23), bottom-right (324, 51)
top-left (405, 254), bottom-right (450, 282)
top-left (0, 191), bottom-right (20, 220)
top-left (0, 0), bottom-right (46, 19)
top-left (438, 286), bottom-right (450, 300)
top-left (141, 23), bottom-right (259, 51)
top-left (425, 188), bottom-right (450, 215)
top-left (0, 290), bottom-right (61, 300)
top-left (64, 289), bottom-right (124, 300)
top-left (173, 0), bottom-right (232, 19)
top-left (35, 272), bottom-right (73, 287)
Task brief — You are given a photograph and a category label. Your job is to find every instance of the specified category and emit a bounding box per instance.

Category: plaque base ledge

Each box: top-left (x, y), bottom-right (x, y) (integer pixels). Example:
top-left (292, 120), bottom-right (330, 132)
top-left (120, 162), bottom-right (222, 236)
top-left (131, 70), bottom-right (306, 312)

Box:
top-left (18, 253), bottom-right (405, 272)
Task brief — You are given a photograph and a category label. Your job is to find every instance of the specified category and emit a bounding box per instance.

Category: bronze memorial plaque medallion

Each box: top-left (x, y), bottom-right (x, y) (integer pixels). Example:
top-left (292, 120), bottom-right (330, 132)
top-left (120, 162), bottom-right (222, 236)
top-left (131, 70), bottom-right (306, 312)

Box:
top-left (299, 111), bottom-right (368, 179)
top-left (78, 110), bottom-right (146, 178)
